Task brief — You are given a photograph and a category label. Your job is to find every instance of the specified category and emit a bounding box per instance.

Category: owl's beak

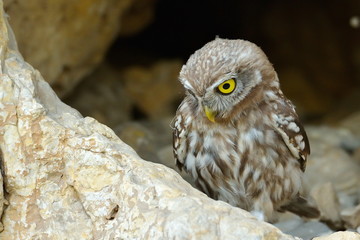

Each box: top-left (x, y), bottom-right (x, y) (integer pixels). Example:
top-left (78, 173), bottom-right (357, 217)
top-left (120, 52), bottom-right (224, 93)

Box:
top-left (204, 106), bottom-right (216, 123)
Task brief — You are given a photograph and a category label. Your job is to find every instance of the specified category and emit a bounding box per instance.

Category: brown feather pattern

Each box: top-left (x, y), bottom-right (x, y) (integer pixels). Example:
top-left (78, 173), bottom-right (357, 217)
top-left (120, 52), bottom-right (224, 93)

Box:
top-left (172, 38), bottom-right (318, 221)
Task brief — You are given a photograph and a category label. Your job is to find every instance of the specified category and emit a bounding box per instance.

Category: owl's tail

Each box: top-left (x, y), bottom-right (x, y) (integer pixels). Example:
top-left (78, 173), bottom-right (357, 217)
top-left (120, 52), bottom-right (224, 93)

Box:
top-left (279, 195), bottom-right (320, 219)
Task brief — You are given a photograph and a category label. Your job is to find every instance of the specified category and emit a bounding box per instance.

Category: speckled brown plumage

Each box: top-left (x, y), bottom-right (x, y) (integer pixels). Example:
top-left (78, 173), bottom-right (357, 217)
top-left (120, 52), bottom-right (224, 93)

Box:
top-left (172, 38), bottom-right (319, 221)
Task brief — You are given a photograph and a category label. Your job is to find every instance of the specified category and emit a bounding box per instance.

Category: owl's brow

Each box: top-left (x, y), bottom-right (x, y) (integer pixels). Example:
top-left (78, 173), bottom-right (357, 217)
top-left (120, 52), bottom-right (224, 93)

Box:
top-left (207, 72), bottom-right (237, 90)
top-left (181, 78), bottom-right (195, 92)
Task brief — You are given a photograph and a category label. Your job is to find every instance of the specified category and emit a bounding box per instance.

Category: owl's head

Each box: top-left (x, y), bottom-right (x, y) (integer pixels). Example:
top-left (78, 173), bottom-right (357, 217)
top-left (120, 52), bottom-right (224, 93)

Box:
top-left (179, 38), bottom-right (278, 124)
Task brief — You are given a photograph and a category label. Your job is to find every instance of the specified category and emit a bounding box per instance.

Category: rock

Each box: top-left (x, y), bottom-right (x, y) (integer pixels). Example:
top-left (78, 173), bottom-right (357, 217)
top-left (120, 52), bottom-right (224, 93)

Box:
top-left (275, 215), bottom-right (334, 239)
top-left (323, 92), bottom-right (360, 125)
top-left (306, 125), bottom-right (360, 152)
top-left (3, 0), bottom-right (156, 97)
top-left (277, 68), bottom-right (331, 117)
top-left (0, 3), bottom-right (298, 239)
top-left (304, 126), bottom-right (360, 199)
top-left (338, 111), bottom-right (360, 138)
top-left (114, 119), bottom-right (196, 186)
top-left (115, 121), bottom-right (159, 162)
top-left (64, 63), bottom-right (133, 128)
top-left (114, 118), bottom-right (173, 162)
top-left (310, 183), bottom-right (343, 229)
top-left (65, 60), bottom-right (183, 126)
top-left (313, 231), bottom-right (360, 240)
top-left (262, 1), bottom-right (360, 119)
top-left (118, 0), bottom-right (157, 36)
top-left (341, 204), bottom-right (360, 229)
top-left (0, 171), bottom-right (4, 232)
top-left (121, 60), bottom-right (183, 119)
top-left (354, 148), bottom-right (360, 164)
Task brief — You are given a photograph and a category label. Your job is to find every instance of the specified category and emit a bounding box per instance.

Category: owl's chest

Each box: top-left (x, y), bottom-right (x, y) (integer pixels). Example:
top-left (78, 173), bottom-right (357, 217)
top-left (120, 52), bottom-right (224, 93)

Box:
top-left (184, 121), bottom-right (280, 176)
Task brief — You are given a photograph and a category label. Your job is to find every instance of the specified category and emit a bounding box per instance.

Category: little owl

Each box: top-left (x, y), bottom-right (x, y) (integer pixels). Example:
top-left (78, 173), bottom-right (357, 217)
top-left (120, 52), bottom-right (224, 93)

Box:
top-left (172, 38), bottom-right (319, 221)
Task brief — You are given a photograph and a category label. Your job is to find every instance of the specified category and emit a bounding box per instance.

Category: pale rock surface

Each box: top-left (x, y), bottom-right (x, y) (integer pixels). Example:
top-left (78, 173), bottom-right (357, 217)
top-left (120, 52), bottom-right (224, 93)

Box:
top-left (354, 147), bottom-right (360, 164)
top-left (118, 0), bottom-right (157, 36)
top-left (304, 126), bottom-right (360, 198)
top-left (341, 204), bottom-right (360, 229)
top-left (313, 231), bottom-right (360, 240)
top-left (338, 111), bottom-right (360, 138)
top-left (0, 2), bottom-right (299, 239)
top-left (3, 0), bottom-right (156, 96)
top-left (121, 60), bottom-right (183, 119)
top-left (0, 172), bottom-right (4, 232)
top-left (114, 119), bottom-right (196, 186)
top-left (65, 60), bottom-right (184, 127)
top-left (275, 216), bottom-right (334, 240)
top-left (64, 63), bottom-right (133, 128)
top-left (310, 183), bottom-right (343, 229)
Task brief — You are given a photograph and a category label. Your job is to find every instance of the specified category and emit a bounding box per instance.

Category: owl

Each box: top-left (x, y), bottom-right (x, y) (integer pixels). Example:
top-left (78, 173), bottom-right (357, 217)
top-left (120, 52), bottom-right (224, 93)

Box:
top-left (172, 38), bottom-right (319, 222)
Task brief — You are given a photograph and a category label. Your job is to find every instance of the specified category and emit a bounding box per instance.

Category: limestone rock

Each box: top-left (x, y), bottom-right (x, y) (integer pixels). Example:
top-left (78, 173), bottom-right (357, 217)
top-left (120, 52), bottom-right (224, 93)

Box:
top-left (341, 204), bottom-right (360, 229)
top-left (0, 3), bottom-right (298, 239)
top-left (3, 0), bottom-right (155, 96)
top-left (354, 147), bottom-right (360, 164)
top-left (275, 216), bottom-right (334, 240)
top-left (64, 63), bottom-right (133, 128)
top-left (114, 119), bottom-right (196, 186)
top-left (338, 111), bottom-right (360, 139)
top-left (0, 171), bottom-right (4, 232)
top-left (121, 60), bottom-right (183, 119)
top-left (262, 1), bottom-right (360, 118)
top-left (118, 0), bottom-right (157, 36)
top-left (313, 231), bottom-right (360, 240)
top-left (65, 60), bottom-right (183, 127)
top-left (310, 183), bottom-right (343, 229)
top-left (304, 126), bottom-right (360, 198)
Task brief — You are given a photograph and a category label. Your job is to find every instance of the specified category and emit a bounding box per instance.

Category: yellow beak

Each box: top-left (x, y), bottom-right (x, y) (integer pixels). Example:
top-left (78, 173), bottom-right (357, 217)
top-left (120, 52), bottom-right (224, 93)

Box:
top-left (204, 106), bottom-right (216, 123)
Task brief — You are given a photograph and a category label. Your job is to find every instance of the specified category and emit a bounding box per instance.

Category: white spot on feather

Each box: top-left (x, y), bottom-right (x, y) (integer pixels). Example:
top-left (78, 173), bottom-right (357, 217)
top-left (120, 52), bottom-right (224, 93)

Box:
top-left (294, 135), bottom-right (303, 145)
top-left (275, 165), bottom-right (284, 178)
top-left (185, 116), bottom-right (192, 126)
top-left (253, 169), bottom-right (261, 181)
top-left (265, 91), bottom-right (277, 100)
top-left (183, 79), bottom-right (193, 90)
top-left (300, 141), bottom-right (305, 150)
top-left (284, 178), bottom-right (290, 192)
top-left (295, 135), bottom-right (305, 150)
top-left (254, 70), bottom-right (263, 85)
top-left (185, 154), bottom-right (197, 178)
top-left (287, 122), bottom-right (300, 132)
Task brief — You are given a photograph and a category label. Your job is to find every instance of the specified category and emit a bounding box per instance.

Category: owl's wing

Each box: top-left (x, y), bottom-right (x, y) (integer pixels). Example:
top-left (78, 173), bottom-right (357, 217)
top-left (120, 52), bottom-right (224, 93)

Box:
top-left (171, 113), bottom-right (188, 171)
top-left (271, 98), bottom-right (310, 172)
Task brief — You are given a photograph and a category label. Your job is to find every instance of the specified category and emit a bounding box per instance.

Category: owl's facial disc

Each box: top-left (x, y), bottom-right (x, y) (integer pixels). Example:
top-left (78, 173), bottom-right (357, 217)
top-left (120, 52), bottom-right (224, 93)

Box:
top-left (202, 78), bottom-right (238, 123)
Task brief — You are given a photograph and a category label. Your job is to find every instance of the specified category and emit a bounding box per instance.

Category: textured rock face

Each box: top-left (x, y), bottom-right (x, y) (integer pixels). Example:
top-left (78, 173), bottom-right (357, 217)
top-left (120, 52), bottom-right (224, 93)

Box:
top-left (63, 63), bottom-right (133, 127)
top-left (313, 231), bottom-right (360, 240)
top-left (0, 2), bottom-right (299, 239)
top-left (3, 0), bottom-right (154, 96)
top-left (121, 60), bottom-right (183, 119)
top-left (64, 60), bottom-right (183, 128)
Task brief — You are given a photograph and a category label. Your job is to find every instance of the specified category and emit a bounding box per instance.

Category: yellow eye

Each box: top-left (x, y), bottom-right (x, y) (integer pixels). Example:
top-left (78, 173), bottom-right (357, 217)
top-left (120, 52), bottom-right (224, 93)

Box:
top-left (217, 78), bottom-right (236, 95)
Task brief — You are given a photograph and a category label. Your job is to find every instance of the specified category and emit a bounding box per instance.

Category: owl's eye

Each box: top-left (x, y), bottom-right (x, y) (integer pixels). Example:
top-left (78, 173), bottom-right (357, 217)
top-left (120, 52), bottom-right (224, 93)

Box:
top-left (217, 78), bottom-right (236, 95)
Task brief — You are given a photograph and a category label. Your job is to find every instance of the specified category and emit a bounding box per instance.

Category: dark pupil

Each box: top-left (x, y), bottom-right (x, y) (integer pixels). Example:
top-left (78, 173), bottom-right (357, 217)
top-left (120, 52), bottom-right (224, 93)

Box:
top-left (222, 83), bottom-right (230, 89)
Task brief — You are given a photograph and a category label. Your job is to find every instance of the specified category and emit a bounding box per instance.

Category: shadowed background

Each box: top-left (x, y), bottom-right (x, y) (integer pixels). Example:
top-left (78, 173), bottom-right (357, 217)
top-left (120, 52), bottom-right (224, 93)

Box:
top-left (104, 0), bottom-right (360, 123)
